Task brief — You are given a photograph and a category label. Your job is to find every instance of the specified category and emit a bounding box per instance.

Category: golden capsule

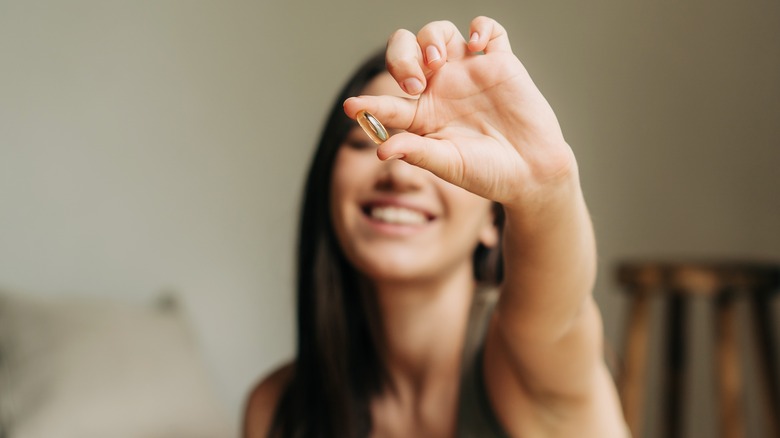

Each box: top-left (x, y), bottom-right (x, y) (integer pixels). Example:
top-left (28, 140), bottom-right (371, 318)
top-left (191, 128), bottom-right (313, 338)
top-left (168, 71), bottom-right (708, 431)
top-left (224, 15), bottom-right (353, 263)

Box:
top-left (356, 110), bottom-right (388, 144)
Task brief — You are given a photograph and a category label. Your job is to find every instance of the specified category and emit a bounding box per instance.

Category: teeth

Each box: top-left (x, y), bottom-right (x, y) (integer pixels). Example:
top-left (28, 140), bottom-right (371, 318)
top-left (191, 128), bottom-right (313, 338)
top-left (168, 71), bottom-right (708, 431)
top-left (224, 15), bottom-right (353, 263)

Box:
top-left (370, 206), bottom-right (427, 225)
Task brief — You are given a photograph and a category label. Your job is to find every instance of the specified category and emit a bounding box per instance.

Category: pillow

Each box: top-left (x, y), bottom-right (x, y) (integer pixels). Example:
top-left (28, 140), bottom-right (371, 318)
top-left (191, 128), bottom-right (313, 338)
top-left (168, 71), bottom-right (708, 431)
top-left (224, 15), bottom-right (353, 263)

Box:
top-left (0, 290), bottom-right (233, 438)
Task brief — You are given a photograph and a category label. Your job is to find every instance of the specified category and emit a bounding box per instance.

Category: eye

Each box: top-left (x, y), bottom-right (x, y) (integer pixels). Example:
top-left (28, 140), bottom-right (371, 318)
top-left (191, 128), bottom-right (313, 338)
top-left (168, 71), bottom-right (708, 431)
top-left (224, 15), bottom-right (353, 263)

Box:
top-left (344, 138), bottom-right (375, 150)
top-left (343, 129), bottom-right (376, 151)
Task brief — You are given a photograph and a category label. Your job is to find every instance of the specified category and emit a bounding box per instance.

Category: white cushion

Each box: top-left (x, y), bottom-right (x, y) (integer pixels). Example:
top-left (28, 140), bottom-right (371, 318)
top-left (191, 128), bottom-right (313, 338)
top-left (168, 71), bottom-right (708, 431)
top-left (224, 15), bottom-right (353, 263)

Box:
top-left (0, 291), bottom-right (233, 438)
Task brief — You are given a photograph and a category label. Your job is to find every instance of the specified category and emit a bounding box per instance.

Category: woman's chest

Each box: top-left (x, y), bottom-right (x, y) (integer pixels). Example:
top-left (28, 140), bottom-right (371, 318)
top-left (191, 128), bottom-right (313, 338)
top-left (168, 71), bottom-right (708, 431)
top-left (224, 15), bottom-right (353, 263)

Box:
top-left (369, 389), bottom-right (459, 438)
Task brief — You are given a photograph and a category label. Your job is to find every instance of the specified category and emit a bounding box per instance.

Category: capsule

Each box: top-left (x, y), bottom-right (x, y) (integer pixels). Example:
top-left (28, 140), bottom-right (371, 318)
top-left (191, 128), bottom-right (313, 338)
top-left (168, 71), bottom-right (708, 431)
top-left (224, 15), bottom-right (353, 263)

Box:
top-left (356, 110), bottom-right (388, 144)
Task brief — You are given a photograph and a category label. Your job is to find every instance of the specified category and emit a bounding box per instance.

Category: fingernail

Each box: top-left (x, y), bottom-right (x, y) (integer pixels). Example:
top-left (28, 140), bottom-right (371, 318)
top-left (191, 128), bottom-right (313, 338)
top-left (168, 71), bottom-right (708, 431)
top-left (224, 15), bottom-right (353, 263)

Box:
top-left (385, 153), bottom-right (405, 161)
top-left (425, 45), bottom-right (441, 64)
top-left (469, 32), bottom-right (479, 43)
top-left (403, 78), bottom-right (423, 94)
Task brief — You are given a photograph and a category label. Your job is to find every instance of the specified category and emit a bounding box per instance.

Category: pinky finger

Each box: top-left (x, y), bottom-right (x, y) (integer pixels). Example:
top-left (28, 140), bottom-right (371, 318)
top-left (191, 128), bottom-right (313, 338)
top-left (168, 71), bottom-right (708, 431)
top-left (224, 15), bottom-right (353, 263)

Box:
top-left (467, 16), bottom-right (512, 54)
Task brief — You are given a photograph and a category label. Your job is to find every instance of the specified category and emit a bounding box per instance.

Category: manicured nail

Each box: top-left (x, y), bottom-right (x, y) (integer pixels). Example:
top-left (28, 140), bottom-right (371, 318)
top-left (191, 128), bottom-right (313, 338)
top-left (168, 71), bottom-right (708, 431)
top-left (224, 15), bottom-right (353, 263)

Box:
top-left (403, 78), bottom-right (423, 94)
top-left (425, 45), bottom-right (441, 64)
top-left (469, 32), bottom-right (479, 43)
top-left (385, 153), bottom-right (405, 161)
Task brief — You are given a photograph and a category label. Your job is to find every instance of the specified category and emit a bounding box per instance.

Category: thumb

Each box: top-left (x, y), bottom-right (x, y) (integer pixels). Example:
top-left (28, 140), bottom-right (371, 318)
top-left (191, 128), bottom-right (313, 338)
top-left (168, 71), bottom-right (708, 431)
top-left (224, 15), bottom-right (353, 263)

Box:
top-left (377, 132), bottom-right (463, 185)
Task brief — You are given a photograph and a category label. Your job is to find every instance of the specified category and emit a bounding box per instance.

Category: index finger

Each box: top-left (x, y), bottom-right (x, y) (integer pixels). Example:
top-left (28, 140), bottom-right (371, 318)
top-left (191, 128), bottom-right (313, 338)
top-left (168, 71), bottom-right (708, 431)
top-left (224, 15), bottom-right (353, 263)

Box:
top-left (343, 94), bottom-right (417, 132)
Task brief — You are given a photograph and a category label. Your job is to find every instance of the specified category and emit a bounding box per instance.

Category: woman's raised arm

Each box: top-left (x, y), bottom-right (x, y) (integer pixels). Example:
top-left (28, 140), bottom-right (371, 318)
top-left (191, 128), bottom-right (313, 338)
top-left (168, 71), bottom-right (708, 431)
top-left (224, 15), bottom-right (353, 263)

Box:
top-left (343, 16), bottom-right (625, 435)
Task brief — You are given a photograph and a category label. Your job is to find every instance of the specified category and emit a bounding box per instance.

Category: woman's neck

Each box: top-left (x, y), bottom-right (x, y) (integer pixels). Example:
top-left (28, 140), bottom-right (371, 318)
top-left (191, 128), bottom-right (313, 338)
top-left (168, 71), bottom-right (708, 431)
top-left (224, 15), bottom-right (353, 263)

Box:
top-left (371, 263), bottom-right (477, 396)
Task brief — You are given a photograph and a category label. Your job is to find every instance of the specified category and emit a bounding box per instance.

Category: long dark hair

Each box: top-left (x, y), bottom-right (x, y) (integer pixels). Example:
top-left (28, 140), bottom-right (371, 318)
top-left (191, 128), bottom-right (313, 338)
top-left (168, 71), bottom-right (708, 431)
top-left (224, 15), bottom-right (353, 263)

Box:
top-left (270, 51), bottom-right (505, 438)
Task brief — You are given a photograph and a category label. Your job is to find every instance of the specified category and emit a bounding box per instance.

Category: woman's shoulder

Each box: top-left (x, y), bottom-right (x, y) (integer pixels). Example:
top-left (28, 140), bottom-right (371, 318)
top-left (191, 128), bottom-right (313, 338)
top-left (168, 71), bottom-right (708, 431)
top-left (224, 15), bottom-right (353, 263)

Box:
top-left (243, 361), bottom-right (295, 438)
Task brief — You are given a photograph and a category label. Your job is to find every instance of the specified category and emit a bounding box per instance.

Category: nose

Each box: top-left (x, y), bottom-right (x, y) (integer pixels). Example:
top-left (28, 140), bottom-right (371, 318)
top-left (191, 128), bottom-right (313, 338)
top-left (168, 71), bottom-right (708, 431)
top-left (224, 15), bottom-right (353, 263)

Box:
top-left (375, 157), bottom-right (425, 193)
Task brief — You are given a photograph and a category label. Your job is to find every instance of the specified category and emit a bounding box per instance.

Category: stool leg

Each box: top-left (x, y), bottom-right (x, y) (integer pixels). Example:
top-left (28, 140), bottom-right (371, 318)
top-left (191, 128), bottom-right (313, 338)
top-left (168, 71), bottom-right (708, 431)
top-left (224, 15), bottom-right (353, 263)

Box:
top-left (749, 290), bottom-right (780, 437)
top-left (619, 289), bottom-right (651, 437)
top-left (663, 293), bottom-right (687, 438)
top-left (714, 291), bottom-right (745, 438)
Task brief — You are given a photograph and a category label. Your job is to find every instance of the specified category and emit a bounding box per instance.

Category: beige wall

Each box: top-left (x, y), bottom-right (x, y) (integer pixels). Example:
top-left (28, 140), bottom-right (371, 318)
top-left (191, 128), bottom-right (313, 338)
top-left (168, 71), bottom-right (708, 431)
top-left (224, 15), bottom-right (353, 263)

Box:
top-left (1, 0), bottom-right (778, 434)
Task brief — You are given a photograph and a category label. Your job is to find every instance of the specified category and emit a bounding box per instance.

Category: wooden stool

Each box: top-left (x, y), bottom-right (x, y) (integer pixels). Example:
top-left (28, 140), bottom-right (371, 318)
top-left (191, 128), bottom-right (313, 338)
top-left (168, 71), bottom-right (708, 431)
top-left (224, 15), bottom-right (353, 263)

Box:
top-left (616, 261), bottom-right (780, 438)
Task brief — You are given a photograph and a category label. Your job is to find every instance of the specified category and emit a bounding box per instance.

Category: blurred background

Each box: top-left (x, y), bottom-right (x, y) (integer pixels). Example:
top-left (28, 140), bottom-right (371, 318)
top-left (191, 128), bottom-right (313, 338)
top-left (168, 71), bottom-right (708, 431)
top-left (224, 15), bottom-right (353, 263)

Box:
top-left (1, 0), bottom-right (778, 437)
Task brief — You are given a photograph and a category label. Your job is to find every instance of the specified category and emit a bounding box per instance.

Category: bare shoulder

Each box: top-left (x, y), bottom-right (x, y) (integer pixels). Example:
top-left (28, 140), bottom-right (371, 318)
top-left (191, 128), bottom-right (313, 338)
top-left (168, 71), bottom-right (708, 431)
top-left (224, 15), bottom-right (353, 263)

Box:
top-left (243, 362), bottom-right (295, 438)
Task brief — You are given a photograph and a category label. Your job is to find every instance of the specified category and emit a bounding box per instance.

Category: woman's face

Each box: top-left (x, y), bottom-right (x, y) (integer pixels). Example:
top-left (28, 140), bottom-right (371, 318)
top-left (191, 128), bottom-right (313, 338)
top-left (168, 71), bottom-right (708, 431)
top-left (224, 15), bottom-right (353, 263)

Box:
top-left (330, 73), bottom-right (497, 284)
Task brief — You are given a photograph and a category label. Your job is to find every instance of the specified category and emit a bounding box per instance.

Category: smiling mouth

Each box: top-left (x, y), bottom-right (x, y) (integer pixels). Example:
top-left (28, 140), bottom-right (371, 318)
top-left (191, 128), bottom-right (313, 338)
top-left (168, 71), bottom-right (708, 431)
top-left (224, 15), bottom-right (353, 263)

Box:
top-left (364, 205), bottom-right (432, 226)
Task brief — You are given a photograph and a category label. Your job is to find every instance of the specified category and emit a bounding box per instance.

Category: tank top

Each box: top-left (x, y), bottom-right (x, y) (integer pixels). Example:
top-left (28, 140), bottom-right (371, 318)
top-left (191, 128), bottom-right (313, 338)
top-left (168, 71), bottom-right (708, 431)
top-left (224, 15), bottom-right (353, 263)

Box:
top-left (456, 288), bottom-right (510, 437)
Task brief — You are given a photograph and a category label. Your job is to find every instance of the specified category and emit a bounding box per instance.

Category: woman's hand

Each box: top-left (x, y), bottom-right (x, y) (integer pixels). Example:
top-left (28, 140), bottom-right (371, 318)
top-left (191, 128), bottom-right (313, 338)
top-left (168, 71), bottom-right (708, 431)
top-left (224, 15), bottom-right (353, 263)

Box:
top-left (343, 16), bottom-right (577, 211)
top-left (343, 18), bottom-right (626, 434)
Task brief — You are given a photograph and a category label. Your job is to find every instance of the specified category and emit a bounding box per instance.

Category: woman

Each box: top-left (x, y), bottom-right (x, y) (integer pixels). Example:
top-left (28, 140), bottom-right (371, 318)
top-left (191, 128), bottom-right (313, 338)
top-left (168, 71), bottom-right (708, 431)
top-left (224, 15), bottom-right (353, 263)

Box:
top-left (245, 16), bottom-right (626, 438)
